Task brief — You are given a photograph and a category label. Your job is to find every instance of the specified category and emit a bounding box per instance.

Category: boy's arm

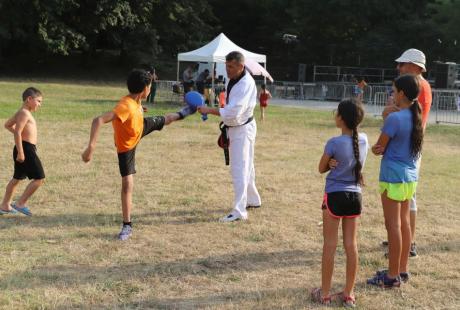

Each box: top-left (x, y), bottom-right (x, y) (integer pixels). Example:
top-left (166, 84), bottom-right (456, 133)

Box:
top-left (4, 115), bottom-right (16, 134)
top-left (82, 111), bottom-right (115, 162)
top-left (13, 111), bottom-right (29, 163)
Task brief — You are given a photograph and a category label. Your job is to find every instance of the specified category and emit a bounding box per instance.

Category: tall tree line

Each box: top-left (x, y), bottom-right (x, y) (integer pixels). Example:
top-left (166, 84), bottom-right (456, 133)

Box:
top-left (0, 0), bottom-right (459, 78)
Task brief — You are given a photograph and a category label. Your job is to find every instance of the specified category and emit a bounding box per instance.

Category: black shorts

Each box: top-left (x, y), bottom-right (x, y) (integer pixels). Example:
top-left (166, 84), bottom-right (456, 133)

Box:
top-left (322, 191), bottom-right (362, 218)
top-left (117, 116), bottom-right (165, 177)
top-left (13, 141), bottom-right (45, 180)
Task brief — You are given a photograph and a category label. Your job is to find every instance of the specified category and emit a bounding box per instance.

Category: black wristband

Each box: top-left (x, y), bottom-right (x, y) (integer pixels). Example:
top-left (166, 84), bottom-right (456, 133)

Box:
top-left (177, 111), bottom-right (184, 120)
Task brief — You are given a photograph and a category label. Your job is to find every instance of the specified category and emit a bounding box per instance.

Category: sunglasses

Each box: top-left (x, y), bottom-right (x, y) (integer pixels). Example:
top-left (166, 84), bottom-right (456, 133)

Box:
top-left (397, 62), bottom-right (409, 67)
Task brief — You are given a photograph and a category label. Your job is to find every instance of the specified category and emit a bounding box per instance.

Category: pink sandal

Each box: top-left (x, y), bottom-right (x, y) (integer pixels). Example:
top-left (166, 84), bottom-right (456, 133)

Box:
top-left (310, 287), bottom-right (332, 305)
top-left (336, 292), bottom-right (356, 308)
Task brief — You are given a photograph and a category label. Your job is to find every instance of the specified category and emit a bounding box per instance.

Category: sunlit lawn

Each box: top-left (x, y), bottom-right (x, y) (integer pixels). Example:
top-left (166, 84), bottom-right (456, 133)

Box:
top-left (0, 80), bottom-right (459, 309)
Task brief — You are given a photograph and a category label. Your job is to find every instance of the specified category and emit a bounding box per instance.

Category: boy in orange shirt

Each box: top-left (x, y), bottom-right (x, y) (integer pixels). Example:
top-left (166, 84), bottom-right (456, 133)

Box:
top-left (82, 69), bottom-right (195, 240)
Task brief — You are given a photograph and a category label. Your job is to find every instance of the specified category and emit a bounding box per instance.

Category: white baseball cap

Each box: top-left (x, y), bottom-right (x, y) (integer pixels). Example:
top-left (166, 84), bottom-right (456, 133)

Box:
top-left (395, 49), bottom-right (426, 72)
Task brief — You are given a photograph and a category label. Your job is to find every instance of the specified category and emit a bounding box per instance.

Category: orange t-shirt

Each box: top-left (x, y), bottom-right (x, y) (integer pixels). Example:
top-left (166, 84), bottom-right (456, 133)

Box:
top-left (418, 78), bottom-right (432, 129)
top-left (112, 96), bottom-right (144, 153)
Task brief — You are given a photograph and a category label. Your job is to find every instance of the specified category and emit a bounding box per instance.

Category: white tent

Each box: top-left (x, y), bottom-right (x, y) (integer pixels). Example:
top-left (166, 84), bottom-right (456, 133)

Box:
top-left (176, 33), bottom-right (272, 84)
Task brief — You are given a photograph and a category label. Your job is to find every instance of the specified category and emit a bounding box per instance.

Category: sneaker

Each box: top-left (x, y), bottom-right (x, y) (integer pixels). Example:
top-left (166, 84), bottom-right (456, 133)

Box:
top-left (118, 224), bottom-right (132, 241)
top-left (410, 242), bottom-right (418, 257)
top-left (400, 272), bottom-right (410, 283)
top-left (219, 213), bottom-right (246, 223)
top-left (375, 269), bottom-right (409, 283)
top-left (367, 270), bottom-right (401, 288)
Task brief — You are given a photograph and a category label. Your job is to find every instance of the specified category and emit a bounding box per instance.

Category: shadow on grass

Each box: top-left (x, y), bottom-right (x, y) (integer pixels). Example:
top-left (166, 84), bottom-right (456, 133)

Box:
top-left (0, 208), bottom-right (224, 230)
top-left (0, 249), bottom-right (318, 289)
top-left (120, 287), bottom-right (310, 309)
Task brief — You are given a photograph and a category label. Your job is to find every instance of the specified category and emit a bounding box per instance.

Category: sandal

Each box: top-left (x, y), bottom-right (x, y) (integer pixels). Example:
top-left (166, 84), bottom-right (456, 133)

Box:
top-left (335, 292), bottom-right (356, 308)
top-left (310, 287), bottom-right (331, 305)
top-left (11, 203), bottom-right (32, 216)
top-left (0, 208), bottom-right (18, 215)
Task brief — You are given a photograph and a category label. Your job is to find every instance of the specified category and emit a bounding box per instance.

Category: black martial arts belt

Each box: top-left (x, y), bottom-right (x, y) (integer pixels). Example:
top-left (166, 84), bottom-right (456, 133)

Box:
top-left (217, 117), bottom-right (254, 166)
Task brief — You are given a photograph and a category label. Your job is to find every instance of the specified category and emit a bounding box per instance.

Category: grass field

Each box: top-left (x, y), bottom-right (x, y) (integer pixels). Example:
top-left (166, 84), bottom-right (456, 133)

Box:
top-left (0, 80), bottom-right (459, 309)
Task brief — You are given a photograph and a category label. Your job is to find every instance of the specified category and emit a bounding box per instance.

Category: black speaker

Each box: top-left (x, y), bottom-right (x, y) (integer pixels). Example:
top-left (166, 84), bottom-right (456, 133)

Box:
top-left (298, 63), bottom-right (306, 82)
top-left (435, 63), bottom-right (458, 89)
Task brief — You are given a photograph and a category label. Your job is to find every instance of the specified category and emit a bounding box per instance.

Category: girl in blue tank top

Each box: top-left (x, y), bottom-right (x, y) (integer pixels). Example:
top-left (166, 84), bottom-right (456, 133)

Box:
top-left (367, 74), bottom-right (423, 288)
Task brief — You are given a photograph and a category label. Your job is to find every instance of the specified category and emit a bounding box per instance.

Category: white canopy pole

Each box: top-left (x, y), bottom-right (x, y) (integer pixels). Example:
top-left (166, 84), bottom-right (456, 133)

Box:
top-left (263, 62), bottom-right (267, 84)
top-left (176, 60), bottom-right (180, 83)
top-left (211, 62), bottom-right (215, 106)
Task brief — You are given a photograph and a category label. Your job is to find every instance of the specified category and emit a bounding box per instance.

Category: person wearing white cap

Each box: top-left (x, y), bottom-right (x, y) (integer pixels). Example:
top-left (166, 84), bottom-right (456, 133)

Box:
top-left (382, 48), bottom-right (432, 257)
top-left (197, 51), bottom-right (261, 222)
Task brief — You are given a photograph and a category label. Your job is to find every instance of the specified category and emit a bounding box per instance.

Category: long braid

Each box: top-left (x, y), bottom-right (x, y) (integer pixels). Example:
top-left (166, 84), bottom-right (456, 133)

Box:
top-left (352, 128), bottom-right (363, 185)
top-left (410, 99), bottom-right (424, 158)
top-left (338, 98), bottom-right (365, 186)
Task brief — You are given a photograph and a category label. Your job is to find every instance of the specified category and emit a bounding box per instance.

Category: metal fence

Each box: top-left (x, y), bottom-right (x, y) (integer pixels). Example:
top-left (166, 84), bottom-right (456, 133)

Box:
top-left (371, 89), bottom-right (460, 124)
top-left (156, 79), bottom-right (386, 104)
top-left (155, 80), bottom-right (183, 103)
top-left (313, 65), bottom-right (398, 83)
top-left (432, 89), bottom-right (460, 124)
top-left (260, 81), bottom-right (389, 104)
top-left (155, 80), bottom-right (460, 124)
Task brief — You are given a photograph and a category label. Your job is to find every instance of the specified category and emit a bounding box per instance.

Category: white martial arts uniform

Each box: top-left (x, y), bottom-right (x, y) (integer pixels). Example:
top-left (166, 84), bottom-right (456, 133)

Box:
top-left (219, 70), bottom-right (261, 219)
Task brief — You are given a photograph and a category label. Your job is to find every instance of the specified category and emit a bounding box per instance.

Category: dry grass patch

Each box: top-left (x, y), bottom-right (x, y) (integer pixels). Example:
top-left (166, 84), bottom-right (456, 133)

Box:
top-left (0, 81), bottom-right (459, 309)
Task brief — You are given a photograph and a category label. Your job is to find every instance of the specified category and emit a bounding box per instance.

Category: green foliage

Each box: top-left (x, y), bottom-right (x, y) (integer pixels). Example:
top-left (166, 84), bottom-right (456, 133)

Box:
top-left (0, 0), bottom-right (459, 76)
top-left (0, 0), bottom-right (214, 67)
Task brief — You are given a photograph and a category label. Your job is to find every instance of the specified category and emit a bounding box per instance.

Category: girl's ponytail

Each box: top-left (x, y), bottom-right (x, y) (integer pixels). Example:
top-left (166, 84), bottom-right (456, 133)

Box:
top-left (410, 99), bottom-right (423, 158)
top-left (394, 74), bottom-right (424, 158)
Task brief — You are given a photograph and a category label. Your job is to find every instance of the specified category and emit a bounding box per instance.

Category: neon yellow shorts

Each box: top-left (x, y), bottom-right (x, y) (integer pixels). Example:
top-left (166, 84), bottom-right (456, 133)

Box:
top-left (379, 182), bottom-right (417, 202)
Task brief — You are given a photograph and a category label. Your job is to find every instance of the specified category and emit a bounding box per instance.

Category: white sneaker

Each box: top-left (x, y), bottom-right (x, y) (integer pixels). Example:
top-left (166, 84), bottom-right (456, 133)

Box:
top-left (219, 213), bottom-right (247, 223)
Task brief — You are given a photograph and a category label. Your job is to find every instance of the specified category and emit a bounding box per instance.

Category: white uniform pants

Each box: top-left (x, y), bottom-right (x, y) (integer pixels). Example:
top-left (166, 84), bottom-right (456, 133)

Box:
top-left (228, 121), bottom-right (261, 218)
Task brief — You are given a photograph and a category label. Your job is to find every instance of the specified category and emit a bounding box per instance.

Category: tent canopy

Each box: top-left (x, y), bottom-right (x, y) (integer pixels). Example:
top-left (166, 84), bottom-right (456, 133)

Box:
top-left (177, 33), bottom-right (266, 63)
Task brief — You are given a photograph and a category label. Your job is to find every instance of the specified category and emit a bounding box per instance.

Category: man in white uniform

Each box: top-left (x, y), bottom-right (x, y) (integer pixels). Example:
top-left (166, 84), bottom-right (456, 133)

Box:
top-left (198, 51), bottom-right (261, 222)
